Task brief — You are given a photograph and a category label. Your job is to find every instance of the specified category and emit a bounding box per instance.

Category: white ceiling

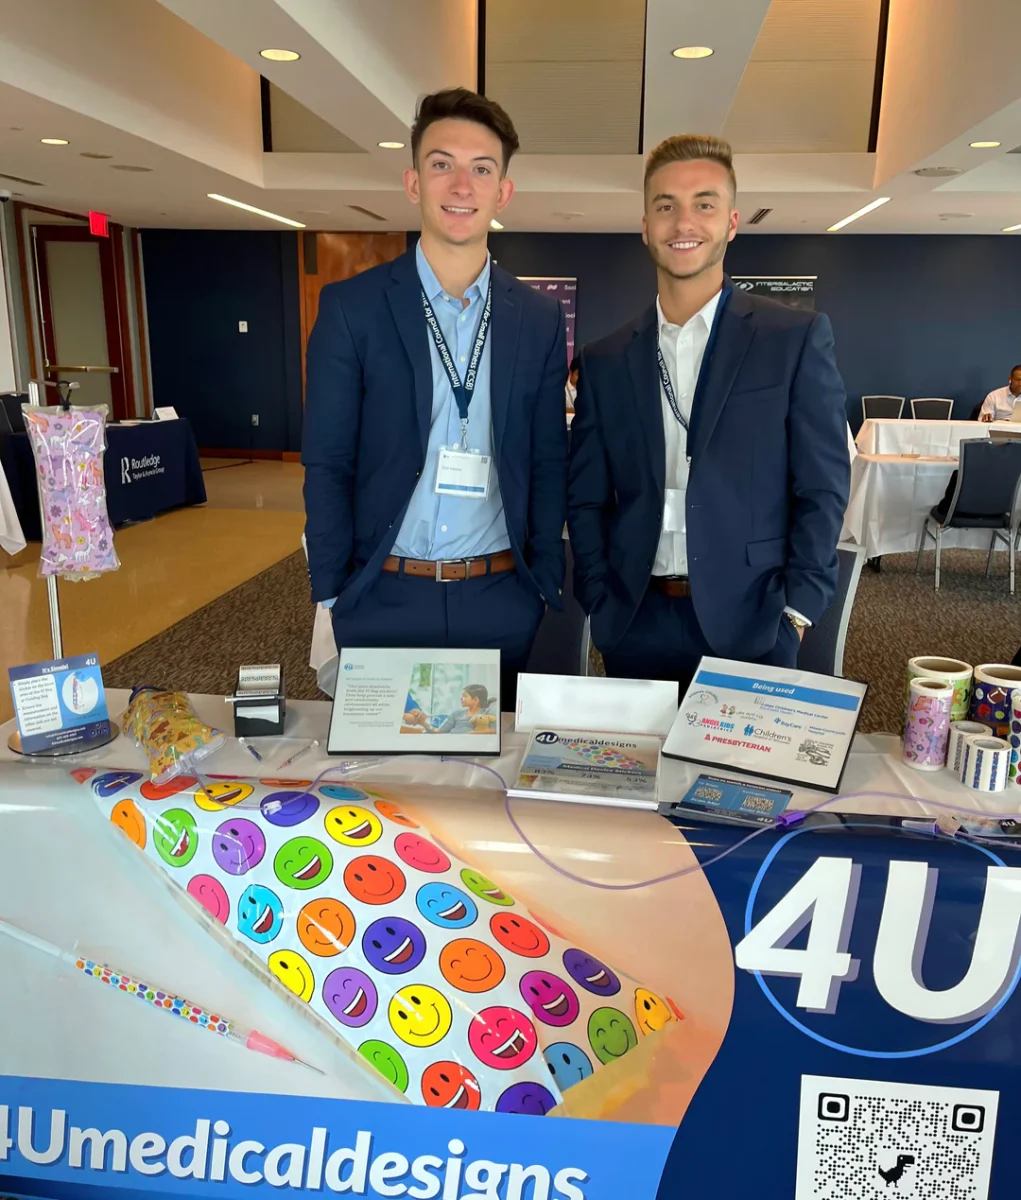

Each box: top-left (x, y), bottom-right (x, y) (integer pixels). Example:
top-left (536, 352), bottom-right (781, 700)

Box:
top-left (1, 0), bottom-right (1020, 235)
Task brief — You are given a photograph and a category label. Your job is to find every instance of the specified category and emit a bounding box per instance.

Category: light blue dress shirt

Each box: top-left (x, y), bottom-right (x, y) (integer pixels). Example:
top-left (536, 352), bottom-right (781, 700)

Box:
top-left (391, 242), bottom-right (510, 561)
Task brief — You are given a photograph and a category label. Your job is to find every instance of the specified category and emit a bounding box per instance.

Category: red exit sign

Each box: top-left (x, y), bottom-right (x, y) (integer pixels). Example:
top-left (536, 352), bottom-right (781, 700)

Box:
top-left (89, 211), bottom-right (110, 237)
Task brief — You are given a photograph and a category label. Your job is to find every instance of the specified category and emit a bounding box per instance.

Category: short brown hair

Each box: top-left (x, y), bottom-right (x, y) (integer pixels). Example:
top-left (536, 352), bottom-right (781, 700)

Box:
top-left (411, 88), bottom-right (520, 174)
top-left (644, 134), bottom-right (736, 200)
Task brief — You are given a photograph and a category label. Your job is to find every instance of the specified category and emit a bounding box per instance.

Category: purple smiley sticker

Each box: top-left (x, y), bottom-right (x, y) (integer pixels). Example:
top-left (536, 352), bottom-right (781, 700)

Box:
top-left (495, 1082), bottom-right (558, 1116)
top-left (362, 917), bottom-right (427, 975)
top-left (211, 818), bottom-right (266, 876)
top-left (562, 949), bottom-right (621, 997)
top-left (260, 790), bottom-right (320, 827)
top-left (323, 967), bottom-right (378, 1027)
top-left (519, 970), bottom-right (580, 1028)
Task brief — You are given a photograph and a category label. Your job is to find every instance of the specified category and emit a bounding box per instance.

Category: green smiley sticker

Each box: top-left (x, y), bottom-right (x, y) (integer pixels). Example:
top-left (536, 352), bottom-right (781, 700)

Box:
top-left (588, 1006), bottom-right (638, 1065)
top-left (358, 1039), bottom-right (409, 1092)
top-left (460, 867), bottom-right (514, 907)
top-left (153, 808), bottom-right (199, 868)
top-left (273, 836), bottom-right (333, 890)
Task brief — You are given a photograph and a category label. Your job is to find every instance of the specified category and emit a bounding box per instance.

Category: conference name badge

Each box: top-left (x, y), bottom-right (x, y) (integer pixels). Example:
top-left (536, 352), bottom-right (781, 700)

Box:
top-left (435, 447), bottom-right (491, 500)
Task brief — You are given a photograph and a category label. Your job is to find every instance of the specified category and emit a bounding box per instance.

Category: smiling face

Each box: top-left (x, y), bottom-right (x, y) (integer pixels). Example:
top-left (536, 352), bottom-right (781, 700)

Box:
top-left (273, 836), bottom-right (333, 890)
top-left (562, 948), bottom-right (621, 997)
top-left (195, 781), bottom-right (253, 812)
top-left (490, 913), bottom-right (550, 958)
top-left (153, 808), bottom-right (199, 867)
top-left (460, 868), bottom-right (514, 906)
top-left (268, 949), bottom-right (315, 1002)
top-left (296, 897), bottom-right (356, 956)
top-left (394, 833), bottom-right (451, 874)
top-left (468, 1006), bottom-right (538, 1070)
top-left (404, 117), bottom-right (513, 249)
top-left (642, 158), bottom-right (737, 284)
top-left (496, 1082), bottom-right (557, 1116)
top-left (519, 970), bottom-right (581, 1028)
top-left (187, 874), bottom-right (230, 924)
top-left (421, 1061), bottom-right (481, 1110)
top-left (325, 805), bottom-right (382, 847)
top-left (260, 790), bottom-right (320, 828)
top-left (110, 798), bottom-right (146, 849)
top-left (140, 775), bottom-right (198, 801)
top-left (323, 967), bottom-right (378, 1028)
top-left (93, 770), bottom-right (143, 798)
top-left (634, 988), bottom-right (679, 1035)
top-left (439, 939), bottom-right (506, 994)
top-left (543, 1041), bottom-right (594, 1090)
top-left (362, 917), bottom-right (427, 975)
top-left (588, 1006), bottom-right (639, 1065)
top-left (373, 797), bottom-right (419, 829)
top-left (212, 818), bottom-right (266, 876)
top-left (389, 985), bottom-right (452, 1048)
top-left (358, 1039), bottom-right (409, 1092)
top-left (344, 855), bottom-right (406, 905)
top-left (237, 883), bottom-right (284, 943)
top-left (416, 882), bottom-right (478, 930)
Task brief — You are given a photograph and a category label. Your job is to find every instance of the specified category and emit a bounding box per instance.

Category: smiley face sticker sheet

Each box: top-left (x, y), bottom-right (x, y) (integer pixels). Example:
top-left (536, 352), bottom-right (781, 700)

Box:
top-left (89, 770), bottom-right (679, 1114)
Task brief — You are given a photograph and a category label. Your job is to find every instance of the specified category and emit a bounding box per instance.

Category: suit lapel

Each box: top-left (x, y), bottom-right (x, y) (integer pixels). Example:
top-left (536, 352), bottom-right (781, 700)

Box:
top-left (689, 287), bottom-right (755, 461)
top-left (626, 306), bottom-right (665, 497)
top-left (385, 250), bottom-right (434, 456)
top-left (489, 266), bottom-right (520, 456)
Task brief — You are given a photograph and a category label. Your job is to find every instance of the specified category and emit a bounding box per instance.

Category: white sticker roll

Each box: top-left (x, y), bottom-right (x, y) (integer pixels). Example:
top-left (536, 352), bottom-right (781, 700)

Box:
top-left (960, 736), bottom-right (1011, 793)
top-left (947, 721), bottom-right (991, 780)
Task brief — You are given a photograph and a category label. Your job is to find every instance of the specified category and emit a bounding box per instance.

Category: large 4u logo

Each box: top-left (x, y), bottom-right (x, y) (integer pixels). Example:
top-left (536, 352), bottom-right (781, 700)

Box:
top-left (735, 857), bottom-right (1021, 1023)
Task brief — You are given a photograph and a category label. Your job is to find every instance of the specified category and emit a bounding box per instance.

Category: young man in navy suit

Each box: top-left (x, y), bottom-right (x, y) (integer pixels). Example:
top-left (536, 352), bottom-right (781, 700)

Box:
top-left (568, 134), bottom-right (850, 687)
top-left (303, 90), bottom-right (568, 707)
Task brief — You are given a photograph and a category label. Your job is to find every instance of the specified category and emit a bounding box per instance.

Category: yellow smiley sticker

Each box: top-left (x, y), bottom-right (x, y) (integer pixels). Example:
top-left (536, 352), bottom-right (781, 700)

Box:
top-left (388, 985), bottom-right (452, 1048)
top-left (325, 805), bottom-right (383, 847)
top-left (634, 987), bottom-right (677, 1035)
top-left (268, 950), bottom-right (315, 1003)
top-left (195, 781), bottom-right (254, 812)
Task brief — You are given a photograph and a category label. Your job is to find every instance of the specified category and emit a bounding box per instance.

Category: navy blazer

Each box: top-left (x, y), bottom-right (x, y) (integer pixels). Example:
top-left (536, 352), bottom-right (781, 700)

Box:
top-left (302, 248), bottom-right (568, 612)
top-left (567, 282), bottom-right (851, 660)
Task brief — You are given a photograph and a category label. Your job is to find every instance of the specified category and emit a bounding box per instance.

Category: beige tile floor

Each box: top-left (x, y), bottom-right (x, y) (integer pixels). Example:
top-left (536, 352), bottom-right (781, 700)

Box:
top-left (0, 461), bottom-right (306, 722)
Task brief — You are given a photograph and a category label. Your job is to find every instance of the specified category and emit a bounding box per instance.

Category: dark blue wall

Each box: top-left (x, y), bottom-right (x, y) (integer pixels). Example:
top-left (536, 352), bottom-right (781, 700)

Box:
top-left (141, 230), bottom-right (302, 451)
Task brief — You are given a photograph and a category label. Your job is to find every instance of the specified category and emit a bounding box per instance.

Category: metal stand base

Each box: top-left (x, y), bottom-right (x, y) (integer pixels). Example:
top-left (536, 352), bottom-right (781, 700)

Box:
top-left (7, 726), bottom-right (119, 758)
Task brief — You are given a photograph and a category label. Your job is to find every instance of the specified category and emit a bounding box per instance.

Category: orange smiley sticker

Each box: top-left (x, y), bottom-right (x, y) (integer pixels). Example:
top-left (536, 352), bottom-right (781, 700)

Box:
top-left (372, 797), bottom-right (419, 829)
top-left (297, 897), bottom-right (356, 957)
top-left (439, 938), bottom-right (506, 994)
top-left (111, 798), bottom-right (146, 849)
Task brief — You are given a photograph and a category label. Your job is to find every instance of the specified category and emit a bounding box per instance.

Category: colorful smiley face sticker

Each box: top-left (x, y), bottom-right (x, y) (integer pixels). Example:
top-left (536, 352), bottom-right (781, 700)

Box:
top-left (259, 779), bottom-right (312, 789)
top-left (153, 808), bottom-right (199, 867)
top-left (421, 1062), bottom-right (481, 1110)
top-left (140, 775), bottom-right (198, 801)
top-left (394, 833), bottom-right (450, 874)
top-left (495, 1082), bottom-right (557, 1116)
top-left (562, 949), bottom-right (621, 997)
top-left (297, 897), bottom-right (355, 957)
top-left (358, 1040), bottom-right (409, 1092)
top-left (588, 1007), bottom-right (638, 1065)
top-left (372, 797), bottom-right (419, 828)
top-left (186, 874), bottom-right (229, 924)
top-left (468, 1007), bottom-right (538, 1070)
top-left (362, 917), bottom-right (427, 974)
top-left (319, 783), bottom-right (368, 802)
top-left (543, 1042), bottom-right (593, 1089)
top-left (416, 882), bottom-right (478, 930)
top-left (634, 988), bottom-right (678, 1035)
top-left (70, 767), bottom-right (96, 785)
top-left (439, 939), bottom-right (506, 994)
top-left (389, 985), bottom-right (452, 1048)
top-left (110, 798), bottom-right (146, 849)
top-left (325, 805), bottom-right (382, 848)
top-left (237, 883), bottom-right (284, 944)
top-left (344, 856), bottom-right (405, 905)
top-left (520, 970), bottom-right (580, 1028)
top-left (274, 836), bottom-right (333, 890)
top-left (261, 791), bottom-right (320, 828)
top-left (195, 781), bottom-right (253, 812)
top-left (490, 913), bottom-right (550, 958)
top-left (460, 869), bottom-right (513, 907)
top-left (211, 818), bottom-right (266, 876)
top-left (92, 771), bottom-right (143, 798)
top-left (268, 950), bottom-right (315, 1002)
top-left (324, 967), bottom-right (378, 1028)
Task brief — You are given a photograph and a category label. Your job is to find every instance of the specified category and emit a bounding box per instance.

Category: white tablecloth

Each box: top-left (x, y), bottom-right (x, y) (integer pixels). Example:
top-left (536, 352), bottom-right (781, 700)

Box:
top-left (0, 456), bottom-right (26, 556)
top-left (856, 418), bottom-right (994, 457)
top-left (841, 452), bottom-right (1000, 558)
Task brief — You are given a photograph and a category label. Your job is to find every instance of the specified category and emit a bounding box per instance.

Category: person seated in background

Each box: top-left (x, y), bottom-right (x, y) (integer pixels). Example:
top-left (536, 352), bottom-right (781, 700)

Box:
top-left (565, 357), bottom-right (580, 412)
top-left (978, 365), bottom-right (1021, 421)
top-left (404, 683), bottom-right (495, 734)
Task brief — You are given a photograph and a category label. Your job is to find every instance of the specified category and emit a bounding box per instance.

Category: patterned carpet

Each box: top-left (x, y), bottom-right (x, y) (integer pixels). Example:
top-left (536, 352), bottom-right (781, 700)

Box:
top-left (104, 548), bottom-right (1021, 734)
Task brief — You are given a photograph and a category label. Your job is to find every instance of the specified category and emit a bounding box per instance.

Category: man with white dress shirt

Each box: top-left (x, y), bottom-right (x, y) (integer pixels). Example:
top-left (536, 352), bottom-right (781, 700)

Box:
top-left (567, 134), bottom-right (849, 686)
top-left (978, 365), bottom-right (1021, 421)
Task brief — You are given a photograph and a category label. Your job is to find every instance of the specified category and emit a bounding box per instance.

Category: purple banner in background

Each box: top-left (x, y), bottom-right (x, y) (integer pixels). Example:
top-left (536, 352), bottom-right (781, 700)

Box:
top-left (520, 277), bottom-right (577, 363)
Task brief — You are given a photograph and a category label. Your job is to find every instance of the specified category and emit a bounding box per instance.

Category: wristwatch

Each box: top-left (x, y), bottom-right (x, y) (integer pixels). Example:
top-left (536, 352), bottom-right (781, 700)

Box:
top-left (785, 611), bottom-right (811, 632)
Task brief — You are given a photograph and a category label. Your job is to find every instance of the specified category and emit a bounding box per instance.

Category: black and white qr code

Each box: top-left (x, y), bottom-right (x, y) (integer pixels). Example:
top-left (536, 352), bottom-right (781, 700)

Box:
top-left (796, 1075), bottom-right (999, 1199)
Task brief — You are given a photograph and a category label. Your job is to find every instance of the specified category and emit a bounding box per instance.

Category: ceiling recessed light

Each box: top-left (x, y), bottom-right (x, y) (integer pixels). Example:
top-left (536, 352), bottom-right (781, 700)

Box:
top-left (378, 141), bottom-right (405, 150)
top-left (207, 193), bottom-right (305, 228)
top-left (672, 46), bottom-right (714, 59)
top-left (827, 196), bottom-right (891, 232)
top-left (969, 140), bottom-right (1001, 149)
top-left (1002, 223), bottom-right (1021, 233)
top-left (490, 219), bottom-right (504, 230)
top-left (80, 152), bottom-right (113, 160)
top-left (111, 164), bottom-right (152, 172)
top-left (260, 48), bottom-right (300, 62)
top-left (40, 138), bottom-right (69, 146)
top-left (913, 166), bottom-right (963, 178)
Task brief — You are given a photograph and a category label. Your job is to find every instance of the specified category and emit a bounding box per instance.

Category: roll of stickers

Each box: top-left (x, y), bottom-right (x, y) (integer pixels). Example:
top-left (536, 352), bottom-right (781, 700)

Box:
top-left (1009, 693), bottom-right (1021, 787)
top-left (946, 721), bottom-right (990, 779)
top-left (960, 736), bottom-right (1011, 793)
top-left (905, 657), bottom-right (972, 725)
top-left (970, 664), bottom-right (1021, 739)
top-left (903, 678), bottom-right (954, 771)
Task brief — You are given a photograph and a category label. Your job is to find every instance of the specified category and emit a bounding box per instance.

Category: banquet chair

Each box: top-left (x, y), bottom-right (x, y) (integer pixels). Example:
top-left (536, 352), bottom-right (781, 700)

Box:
top-left (909, 397), bottom-right (954, 421)
top-left (797, 543), bottom-right (866, 677)
top-left (915, 438), bottom-right (1021, 591)
top-left (985, 475), bottom-right (1021, 594)
top-left (861, 395), bottom-right (905, 421)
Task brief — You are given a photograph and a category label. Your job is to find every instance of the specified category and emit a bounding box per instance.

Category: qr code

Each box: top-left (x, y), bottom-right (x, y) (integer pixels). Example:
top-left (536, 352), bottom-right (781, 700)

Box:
top-left (796, 1075), bottom-right (999, 1199)
top-left (797, 739), bottom-right (832, 767)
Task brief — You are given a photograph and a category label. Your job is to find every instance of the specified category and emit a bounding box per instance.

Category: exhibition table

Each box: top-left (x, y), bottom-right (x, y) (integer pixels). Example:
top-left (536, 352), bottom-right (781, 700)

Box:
top-left (2, 418), bottom-right (206, 541)
top-left (855, 418), bottom-right (999, 456)
top-left (1, 693), bottom-right (1019, 1199)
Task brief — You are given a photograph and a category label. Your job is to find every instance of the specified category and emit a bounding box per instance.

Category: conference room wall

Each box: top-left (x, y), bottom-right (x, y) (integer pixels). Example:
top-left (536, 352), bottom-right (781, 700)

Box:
top-left (141, 230), bottom-right (303, 453)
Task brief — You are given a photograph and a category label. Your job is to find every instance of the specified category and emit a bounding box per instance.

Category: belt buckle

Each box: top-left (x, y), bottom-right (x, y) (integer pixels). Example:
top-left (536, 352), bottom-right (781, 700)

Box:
top-left (435, 558), bottom-right (470, 582)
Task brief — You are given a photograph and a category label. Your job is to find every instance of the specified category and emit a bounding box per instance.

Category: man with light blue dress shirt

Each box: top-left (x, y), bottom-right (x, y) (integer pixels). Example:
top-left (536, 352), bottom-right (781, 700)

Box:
top-left (302, 89), bottom-right (568, 708)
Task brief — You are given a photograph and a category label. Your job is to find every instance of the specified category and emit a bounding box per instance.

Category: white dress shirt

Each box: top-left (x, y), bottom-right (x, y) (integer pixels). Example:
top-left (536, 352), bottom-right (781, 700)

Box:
top-left (980, 386), bottom-right (1021, 421)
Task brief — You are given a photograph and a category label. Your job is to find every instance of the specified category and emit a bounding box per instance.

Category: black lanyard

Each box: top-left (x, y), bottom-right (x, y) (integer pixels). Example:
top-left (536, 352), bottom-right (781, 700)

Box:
top-left (656, 342), bottom-right (688, 433)
top-left (657, 283), bottom-right (732, 436)
top-left (421, 283), bottom-right (492, 450)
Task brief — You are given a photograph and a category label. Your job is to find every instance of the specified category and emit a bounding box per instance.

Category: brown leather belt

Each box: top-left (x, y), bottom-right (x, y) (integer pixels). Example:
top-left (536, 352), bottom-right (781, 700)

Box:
top-left (650, 575), bottom-right (692, 598)
top-left (382, 549), bottom-right (516, 582)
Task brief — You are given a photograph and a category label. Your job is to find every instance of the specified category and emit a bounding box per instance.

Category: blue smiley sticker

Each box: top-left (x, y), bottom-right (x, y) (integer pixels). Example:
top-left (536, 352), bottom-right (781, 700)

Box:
top-left (92, 770), bottom-right (144, 798)
top-left (319, 783), bottom-right (369, 801)
top-left (415, 882), bottom-right (478, 930)
top-left (543, 1042), bottom-right (593, 1090)
top-left (237, 884), bottom-right (284, 944)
